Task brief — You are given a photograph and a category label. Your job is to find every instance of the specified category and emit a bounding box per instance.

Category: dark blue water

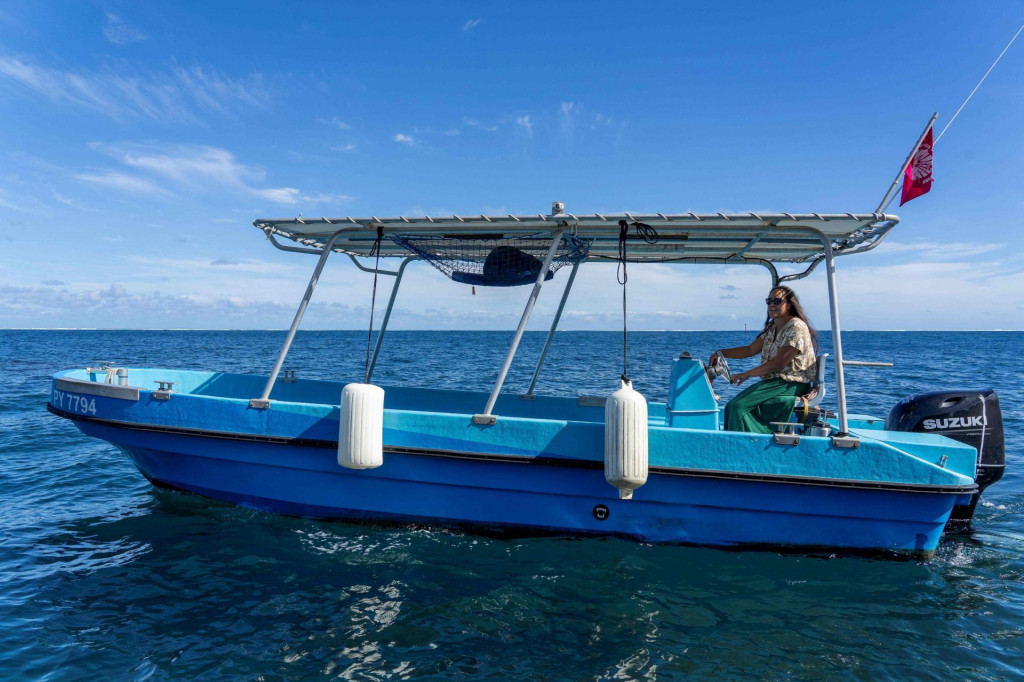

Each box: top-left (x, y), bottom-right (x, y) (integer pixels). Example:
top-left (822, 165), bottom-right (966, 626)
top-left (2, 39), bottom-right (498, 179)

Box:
top-left (2, 330), bottom-right (1022, 679)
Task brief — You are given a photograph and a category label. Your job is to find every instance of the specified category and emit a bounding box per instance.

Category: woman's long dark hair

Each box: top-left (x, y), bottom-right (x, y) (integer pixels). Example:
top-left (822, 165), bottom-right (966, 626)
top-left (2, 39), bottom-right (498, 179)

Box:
top-left (757, 285), bottom-right (818, 350)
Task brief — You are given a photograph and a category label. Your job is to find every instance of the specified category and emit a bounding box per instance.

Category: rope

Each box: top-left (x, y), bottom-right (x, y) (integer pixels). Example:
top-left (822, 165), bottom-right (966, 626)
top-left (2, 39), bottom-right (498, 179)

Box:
top-left (937, 22), bottom-right (1024, 144)
top-left (616, 220), bottom-right (659, 383)
top-left (364, 225), bottom-right (384, 383)
top-left (618, 221), bottom-right (629, 382)
top-left (883, 21), bottom-right (1024, 213)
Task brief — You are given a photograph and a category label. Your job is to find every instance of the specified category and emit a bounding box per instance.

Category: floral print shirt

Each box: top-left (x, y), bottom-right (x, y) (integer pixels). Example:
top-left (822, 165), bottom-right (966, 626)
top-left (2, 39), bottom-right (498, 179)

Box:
top-left (760, 318), bottom-right (816, 383)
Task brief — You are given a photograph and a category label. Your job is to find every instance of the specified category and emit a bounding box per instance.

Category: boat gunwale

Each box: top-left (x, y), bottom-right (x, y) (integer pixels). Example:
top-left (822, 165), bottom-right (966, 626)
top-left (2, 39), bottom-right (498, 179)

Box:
top-left (47, 403), bottom-right (979, 496)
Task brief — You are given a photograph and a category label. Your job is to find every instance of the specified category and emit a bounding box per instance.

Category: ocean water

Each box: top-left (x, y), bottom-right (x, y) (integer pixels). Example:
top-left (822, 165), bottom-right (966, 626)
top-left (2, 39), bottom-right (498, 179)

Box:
top-left (2, 329), bottom-right (1022, 679)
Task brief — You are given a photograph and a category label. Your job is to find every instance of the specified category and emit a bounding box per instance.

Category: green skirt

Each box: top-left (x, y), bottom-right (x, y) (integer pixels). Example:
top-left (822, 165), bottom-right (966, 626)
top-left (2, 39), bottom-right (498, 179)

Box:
top-left (723, 377), bottom-right (811, 433)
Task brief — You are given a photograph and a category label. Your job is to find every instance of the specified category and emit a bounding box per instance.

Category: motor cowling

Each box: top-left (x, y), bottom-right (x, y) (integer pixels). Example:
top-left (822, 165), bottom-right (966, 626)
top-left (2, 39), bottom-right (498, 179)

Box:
top-left (886, 389), bottom-right (1004, 528)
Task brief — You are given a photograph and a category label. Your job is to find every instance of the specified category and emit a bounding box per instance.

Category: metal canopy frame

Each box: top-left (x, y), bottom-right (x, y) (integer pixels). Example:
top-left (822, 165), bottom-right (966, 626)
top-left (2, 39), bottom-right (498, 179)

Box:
top-left (255, 211), bottom-right (898, 281)
top-left (473, 229), bottom-right (565, 424)
top-left (249, 227), bottom-right (411, 409)
top-left (252, 209), bottom-right (899, 440)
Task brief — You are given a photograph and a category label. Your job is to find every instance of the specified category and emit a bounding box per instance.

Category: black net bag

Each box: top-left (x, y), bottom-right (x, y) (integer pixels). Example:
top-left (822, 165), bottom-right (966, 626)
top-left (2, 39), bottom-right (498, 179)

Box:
top-left (389, 233), bottom-right (590, 287)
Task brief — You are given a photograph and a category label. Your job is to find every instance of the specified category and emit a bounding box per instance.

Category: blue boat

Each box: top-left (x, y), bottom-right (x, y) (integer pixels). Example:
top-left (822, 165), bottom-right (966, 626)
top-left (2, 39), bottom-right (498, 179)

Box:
top-left (47, 205), bottom-right (1005, 557)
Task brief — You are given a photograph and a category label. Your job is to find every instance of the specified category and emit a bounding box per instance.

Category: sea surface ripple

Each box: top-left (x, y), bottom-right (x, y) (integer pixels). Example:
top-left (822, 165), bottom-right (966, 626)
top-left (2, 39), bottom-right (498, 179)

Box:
top-left (1, 330), bottom-right (1022, 680)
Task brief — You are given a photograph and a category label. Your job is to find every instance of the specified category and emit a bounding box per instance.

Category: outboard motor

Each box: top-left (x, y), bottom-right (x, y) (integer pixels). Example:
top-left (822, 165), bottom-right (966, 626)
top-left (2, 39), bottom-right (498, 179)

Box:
top-left (886, 390), bottom-right (1004, 530)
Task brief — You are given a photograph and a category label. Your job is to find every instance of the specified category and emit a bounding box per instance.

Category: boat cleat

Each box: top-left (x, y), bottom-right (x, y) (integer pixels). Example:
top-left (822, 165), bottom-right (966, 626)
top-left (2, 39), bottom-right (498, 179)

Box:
top-left (152, 380), bottom-right (175, 401)
top-left (771, 422), bottom-right (801, 446)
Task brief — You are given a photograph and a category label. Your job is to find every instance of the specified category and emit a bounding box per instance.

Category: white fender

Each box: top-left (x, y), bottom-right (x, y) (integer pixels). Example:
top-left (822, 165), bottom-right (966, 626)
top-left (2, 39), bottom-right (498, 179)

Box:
top-left (604, 378), bottom-right (649, 499)
top-left (338, 383), bottom-right (385, 469)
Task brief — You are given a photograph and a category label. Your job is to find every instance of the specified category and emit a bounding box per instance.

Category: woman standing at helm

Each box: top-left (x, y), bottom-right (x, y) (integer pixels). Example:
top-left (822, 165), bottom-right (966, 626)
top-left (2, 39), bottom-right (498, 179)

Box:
top-left (709, 286), bottom-right (818, 433)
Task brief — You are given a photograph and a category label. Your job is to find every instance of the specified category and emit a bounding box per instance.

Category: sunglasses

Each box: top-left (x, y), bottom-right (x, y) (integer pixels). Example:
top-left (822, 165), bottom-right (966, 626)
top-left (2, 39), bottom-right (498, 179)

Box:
top-left (765, 297), bottom-right (786, 305)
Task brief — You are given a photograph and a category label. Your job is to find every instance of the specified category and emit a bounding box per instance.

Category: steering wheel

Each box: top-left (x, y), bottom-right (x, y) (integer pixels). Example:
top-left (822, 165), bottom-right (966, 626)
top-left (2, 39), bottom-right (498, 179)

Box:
top-left (706, 351), bottom-right (732, 384)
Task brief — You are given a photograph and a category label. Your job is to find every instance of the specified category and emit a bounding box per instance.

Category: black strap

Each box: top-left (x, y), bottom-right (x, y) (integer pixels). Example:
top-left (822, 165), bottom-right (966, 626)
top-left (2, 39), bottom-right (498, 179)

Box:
top-left (616, 221), bottom-right (659, 383)
top-left (618, 221), bottom-right (629, 381)
top-left (364, 226), bottom-right (384, 382)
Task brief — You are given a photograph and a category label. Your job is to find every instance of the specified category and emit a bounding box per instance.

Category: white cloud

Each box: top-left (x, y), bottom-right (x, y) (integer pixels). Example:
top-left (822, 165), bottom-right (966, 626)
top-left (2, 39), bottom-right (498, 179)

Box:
top-left (0, 55), bottom-right (266, 122)
top-left (463, 18), bottom-right (484, 31)
top-left (0, 276), bottom-right (405, 330)
top-left (108, 144), bottom-right (259, 186)
top-left (302, 192), bottom-right (355, 205)
top-left (0, 57), bottom-right (117, 112)
top-left (400, 127), bottom-right (462, 140)
top-left (76, 171), bottom-right (171, 197)
top-left (52, 193), bottom-right (91, 210)
top-left (253, 187), bottom-right (302, 204)
top-left (82, 143), bottom-right (351, 206)
top-left (322, 116), bottom-right (350, 129)
top-left (559, 101), bottom-right (576, 143)
top-left (463, 117), bottom-right (499, 132)
top-left (0, 188), bottom-right (18, 210)
top-left (423, 105), bottom-right (618, 150)
top-left (0, 282), bottom-right (297, 327)
top-left (172, 65), bottom-right (265, 112)
top-left (873, 240), bottom-right (1004, 260)
top-left (5, 248), bottom-right (1024, 330)
top-left (103, 12), bottom-right (147, 46)
top-left (330, 143), bottom-right (357, 153)
top-left (131, 256), bottom-right (295, 275)
top-left (817, 259), bottom-right (1024, 329)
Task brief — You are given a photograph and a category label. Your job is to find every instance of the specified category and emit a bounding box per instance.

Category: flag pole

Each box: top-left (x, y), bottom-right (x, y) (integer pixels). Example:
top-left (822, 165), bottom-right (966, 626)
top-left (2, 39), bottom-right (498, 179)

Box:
top-left (874, 112), bottom-right (938, 214)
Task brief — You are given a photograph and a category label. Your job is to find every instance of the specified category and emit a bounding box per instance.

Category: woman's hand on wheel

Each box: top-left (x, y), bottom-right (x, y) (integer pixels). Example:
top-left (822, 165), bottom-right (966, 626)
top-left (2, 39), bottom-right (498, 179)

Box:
top-left (732, 372), bottom-right (748, 386)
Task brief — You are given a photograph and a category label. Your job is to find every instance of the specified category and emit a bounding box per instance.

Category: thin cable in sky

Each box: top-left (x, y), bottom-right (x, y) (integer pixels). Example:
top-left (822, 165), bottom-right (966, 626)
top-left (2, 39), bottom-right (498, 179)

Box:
top-left (937, 21), bottom-right (1024, 143)
top-left (883, 21), bottom-right (1024, 213)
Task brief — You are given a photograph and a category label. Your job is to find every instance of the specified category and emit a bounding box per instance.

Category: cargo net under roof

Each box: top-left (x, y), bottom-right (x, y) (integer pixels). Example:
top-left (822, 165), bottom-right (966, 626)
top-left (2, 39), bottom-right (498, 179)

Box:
top-left (389, 233), bottom-right (591, 287)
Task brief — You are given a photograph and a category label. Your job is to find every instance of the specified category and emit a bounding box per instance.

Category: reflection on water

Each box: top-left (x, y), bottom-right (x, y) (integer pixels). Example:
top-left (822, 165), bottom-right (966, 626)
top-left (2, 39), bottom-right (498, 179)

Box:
top-left (7, 488), bottom-right (1022, 679)
top-left (2, 330), bottom-right (1023, 678)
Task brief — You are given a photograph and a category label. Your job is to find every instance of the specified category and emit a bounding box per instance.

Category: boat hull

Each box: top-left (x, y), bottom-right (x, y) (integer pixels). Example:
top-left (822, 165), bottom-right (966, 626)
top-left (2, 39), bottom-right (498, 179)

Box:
top-left (72, 417), bottom-right (957, 557)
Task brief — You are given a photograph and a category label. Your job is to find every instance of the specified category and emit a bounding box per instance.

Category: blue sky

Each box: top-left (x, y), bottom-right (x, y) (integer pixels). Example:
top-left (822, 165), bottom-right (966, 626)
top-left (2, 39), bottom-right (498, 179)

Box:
top-left (1, 2), bottom-right (1022, 330)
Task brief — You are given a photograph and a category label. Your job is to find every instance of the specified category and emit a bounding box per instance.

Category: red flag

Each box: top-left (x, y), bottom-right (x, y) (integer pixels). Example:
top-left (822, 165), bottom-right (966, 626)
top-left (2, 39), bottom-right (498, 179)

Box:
top-left (900, 126), bottom-right (933, 206)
